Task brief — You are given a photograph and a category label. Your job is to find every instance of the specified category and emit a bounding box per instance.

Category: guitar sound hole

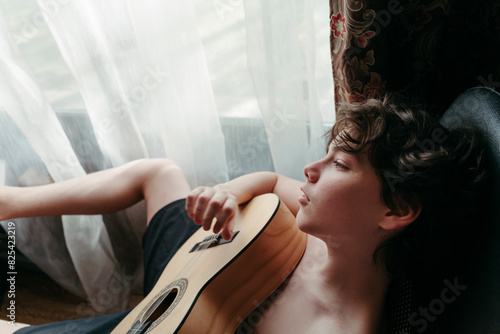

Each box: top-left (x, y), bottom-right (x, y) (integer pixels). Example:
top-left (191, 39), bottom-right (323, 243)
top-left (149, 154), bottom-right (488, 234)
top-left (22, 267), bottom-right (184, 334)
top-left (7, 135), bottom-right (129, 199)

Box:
top-left (144, 288), bottom-right (179, 324)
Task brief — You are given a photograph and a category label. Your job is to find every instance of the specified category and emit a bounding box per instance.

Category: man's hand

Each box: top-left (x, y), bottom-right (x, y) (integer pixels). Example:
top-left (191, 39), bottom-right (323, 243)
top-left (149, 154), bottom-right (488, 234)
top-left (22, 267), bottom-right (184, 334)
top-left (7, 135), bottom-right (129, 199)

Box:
top-left (185, 186), bottom-right (238, 240)
top-left (185, 171), bottom-right (301, 240)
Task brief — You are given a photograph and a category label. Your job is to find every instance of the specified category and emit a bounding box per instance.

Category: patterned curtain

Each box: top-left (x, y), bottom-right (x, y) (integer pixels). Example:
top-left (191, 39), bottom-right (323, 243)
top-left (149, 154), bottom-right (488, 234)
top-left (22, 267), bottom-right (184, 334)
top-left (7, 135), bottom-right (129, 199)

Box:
top-left (329, 0), bottom-right (500, 114)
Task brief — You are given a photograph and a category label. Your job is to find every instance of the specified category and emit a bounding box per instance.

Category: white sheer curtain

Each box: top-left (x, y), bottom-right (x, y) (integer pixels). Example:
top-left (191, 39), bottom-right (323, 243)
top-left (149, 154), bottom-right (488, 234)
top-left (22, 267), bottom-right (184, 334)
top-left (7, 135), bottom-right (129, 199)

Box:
top-left (0, 0), bottom-right (334, 313)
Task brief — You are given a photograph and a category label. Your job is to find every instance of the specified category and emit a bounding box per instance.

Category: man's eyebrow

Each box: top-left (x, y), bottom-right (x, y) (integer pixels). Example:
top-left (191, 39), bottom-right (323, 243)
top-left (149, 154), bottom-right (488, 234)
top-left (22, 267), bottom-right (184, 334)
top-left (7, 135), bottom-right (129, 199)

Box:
top-left (328, 143), bottom-right (362, 163)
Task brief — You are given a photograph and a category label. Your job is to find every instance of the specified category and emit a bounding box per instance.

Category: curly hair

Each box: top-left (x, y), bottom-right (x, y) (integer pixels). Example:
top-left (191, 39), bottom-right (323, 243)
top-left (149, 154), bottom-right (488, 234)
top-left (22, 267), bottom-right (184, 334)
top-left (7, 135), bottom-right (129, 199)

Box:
top-left (329, 96), bottom-right (489, 281)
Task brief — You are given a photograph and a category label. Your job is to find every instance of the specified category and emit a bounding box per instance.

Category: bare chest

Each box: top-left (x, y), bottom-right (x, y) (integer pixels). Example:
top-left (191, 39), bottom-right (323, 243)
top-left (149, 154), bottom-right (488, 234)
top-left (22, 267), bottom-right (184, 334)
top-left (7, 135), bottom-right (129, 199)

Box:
top-left (235, 282), bottom-right (338, 334)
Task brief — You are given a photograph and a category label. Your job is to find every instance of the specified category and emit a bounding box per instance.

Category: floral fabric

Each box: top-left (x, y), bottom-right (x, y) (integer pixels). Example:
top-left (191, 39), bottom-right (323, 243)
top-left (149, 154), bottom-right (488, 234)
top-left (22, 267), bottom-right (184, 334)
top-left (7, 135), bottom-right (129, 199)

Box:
top-left (329, 0), bottom-right (500, 115)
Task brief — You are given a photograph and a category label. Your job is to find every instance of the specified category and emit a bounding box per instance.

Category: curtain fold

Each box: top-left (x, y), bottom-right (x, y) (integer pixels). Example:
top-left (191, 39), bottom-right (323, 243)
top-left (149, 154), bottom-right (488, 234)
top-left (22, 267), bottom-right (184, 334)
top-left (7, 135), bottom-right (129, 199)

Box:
top-left (245, 0), bottom-right (312, 180)
top-left (0, 9), bottom-right (122, 312)
top-left (124, 0), bottom-right (229, 187)
top-left (0, 0), bottom-right (334, 313)
top-left (244, 0), bottom-right (330, 179)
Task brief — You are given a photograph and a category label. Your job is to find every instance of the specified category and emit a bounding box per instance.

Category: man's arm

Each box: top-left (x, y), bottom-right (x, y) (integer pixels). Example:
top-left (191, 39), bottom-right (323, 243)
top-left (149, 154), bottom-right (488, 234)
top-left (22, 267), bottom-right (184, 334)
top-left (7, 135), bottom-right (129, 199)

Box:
top-left (215, 171), bottom-right (302, 215)
top-left (1, 159), bottom-right (191, 224)
top-left (185, 171), bottom-right (303, 240)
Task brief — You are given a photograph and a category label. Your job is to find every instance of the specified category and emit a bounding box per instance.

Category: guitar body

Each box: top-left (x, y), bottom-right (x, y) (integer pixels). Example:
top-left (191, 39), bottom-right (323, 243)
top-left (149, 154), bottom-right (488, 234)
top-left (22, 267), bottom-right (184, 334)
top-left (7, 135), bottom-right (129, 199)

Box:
top-left (112, 193), bottom-right (307, 334)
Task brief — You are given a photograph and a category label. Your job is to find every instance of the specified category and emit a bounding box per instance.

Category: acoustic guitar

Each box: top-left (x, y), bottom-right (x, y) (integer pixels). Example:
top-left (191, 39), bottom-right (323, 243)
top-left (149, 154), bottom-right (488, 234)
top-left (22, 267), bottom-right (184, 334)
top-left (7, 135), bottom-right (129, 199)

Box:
top-left (112, 193), bottom-right (308, 334)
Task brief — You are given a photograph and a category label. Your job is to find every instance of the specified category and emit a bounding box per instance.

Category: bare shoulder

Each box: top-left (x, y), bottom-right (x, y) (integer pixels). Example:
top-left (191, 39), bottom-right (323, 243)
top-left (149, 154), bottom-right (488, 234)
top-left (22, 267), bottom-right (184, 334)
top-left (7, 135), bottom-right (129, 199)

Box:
top-left (0, 320), bottom-right (30, 334)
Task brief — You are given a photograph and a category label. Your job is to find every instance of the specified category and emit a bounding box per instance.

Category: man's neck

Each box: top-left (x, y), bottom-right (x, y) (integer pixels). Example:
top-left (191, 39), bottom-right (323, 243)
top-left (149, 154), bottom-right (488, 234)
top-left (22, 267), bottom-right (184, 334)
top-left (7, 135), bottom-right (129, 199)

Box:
top-left (291, 235), bottom-right (389, 332)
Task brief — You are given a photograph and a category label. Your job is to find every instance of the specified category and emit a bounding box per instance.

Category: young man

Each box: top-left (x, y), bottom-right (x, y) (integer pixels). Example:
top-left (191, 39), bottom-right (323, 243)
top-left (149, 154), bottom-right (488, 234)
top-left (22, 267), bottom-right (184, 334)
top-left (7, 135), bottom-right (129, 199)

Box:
top-left (1, 97), bottom-right (488, 333)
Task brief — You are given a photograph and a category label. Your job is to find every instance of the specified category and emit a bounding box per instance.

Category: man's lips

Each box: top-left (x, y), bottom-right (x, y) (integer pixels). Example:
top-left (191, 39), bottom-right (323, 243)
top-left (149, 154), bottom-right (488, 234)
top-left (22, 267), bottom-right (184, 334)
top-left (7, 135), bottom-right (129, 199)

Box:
top-left (298, 188), bottom-right (310, 204)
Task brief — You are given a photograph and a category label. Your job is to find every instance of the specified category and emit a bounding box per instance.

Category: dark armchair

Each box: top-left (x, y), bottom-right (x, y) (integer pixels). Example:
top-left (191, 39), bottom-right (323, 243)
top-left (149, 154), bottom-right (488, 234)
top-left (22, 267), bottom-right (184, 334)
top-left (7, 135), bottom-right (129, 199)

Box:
top-left (385, 87), bottom-right (500, 333)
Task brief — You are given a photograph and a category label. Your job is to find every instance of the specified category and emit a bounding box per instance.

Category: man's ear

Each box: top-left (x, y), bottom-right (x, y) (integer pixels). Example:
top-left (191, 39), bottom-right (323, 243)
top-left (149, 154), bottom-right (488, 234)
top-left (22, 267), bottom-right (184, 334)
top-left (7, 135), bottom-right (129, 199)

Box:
top-left (378, 205), bottom-right (421, 231)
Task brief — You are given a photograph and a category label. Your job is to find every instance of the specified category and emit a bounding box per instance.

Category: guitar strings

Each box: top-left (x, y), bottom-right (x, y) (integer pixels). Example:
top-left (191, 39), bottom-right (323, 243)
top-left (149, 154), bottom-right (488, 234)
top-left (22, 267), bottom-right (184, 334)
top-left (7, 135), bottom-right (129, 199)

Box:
top-left (173, 210), bottom-right (246, 286)
top-left (173, 222), bottom-right (223, 280)
top-left (174, 213), bottom-right (240, 278)
top-left (140, 218), bottom-right (228, 327)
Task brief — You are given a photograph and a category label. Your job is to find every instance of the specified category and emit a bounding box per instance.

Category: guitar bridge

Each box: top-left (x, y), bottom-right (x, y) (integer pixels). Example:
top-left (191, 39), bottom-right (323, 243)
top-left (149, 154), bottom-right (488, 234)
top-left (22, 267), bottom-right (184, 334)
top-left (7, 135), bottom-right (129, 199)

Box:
top-left (189, 231), bottom-right (239, 253)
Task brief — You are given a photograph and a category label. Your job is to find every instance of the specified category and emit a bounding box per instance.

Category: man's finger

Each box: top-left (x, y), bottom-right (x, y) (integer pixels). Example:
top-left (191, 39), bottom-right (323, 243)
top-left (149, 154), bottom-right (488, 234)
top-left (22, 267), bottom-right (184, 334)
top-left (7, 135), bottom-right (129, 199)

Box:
top-left (193, 188), bottom-right (214, 225)
top-left (221, 215), bottom-right (236, 241)
top-left (201, 193), bottom-right (226, 228)
top-left (185, 186), bottom-right (205, 219)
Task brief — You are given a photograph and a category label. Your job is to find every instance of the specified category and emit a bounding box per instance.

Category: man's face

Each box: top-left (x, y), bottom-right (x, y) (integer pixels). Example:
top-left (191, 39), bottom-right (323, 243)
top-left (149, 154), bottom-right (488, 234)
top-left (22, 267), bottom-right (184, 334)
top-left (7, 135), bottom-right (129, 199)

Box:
top-left (296, 141), bottom-right (390, 244)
